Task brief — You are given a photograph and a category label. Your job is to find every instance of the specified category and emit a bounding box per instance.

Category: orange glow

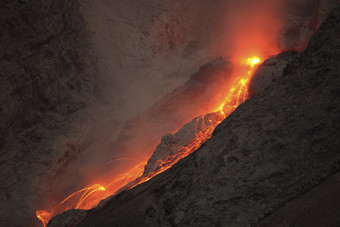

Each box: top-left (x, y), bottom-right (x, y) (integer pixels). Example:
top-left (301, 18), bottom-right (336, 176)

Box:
top-left (36, 56), bottom-right (261, 226)
top-left (246, 57), bottom-right (261, 68)
top-left (35, 2), bottom-right (286, 226)
top-left (36, 210), bottom-right (51, 227)
top-left (35, 159), bottom-right (147, 226)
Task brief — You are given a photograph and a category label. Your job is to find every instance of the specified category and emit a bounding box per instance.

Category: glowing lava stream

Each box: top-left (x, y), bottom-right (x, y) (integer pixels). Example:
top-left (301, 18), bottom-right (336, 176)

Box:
top-left (36, 56), bottom-right (262, 227)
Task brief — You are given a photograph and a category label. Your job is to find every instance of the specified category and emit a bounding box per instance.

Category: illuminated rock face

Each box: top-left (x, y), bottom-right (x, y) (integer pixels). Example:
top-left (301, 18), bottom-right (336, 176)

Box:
top-left (1, 0), bottom-right (339, 226)
top-left (69, 6), bottom-right (339, 227)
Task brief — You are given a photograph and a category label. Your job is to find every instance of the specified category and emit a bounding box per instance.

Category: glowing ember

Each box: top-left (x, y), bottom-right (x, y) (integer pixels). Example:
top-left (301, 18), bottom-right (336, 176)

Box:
top-left (36, 56), bottom-right (261, 226)
top-left (246, 57), bottom-right (261, 68)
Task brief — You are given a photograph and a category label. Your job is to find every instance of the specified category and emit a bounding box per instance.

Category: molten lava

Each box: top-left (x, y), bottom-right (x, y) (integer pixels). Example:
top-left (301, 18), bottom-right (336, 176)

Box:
top-left (36, 56), bottom-right (261, 226)
top-left (137, 57), bottom-right (261, 182)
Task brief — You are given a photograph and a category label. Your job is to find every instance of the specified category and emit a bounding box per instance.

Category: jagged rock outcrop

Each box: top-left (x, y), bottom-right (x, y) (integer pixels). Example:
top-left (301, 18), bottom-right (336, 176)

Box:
top-left (142, 113), bottom-right (221, 177)
top-left (109, 57), bottom-right (232, 160)
top-left (69, 6), bottom-right (340, 227)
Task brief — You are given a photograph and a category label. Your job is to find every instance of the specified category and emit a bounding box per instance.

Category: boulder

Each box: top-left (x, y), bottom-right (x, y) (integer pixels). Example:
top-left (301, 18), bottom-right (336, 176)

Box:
top-left (249, 51), bottom-right (298, 96)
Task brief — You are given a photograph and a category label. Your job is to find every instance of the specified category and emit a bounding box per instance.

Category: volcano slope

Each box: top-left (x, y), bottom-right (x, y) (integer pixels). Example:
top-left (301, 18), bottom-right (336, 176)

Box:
top-left (59, 6), bottom-right (340, 227)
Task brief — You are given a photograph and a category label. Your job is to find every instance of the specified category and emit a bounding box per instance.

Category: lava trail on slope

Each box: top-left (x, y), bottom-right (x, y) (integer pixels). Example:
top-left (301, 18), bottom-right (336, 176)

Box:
top-left (36, 56), bottom-right (263, 226)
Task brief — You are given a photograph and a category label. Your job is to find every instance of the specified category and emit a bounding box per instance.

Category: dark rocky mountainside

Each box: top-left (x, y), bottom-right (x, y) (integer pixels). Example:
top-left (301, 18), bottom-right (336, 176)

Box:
top-left (0, 1), bottom-right (97, 226)
top-left (1, 0), bottom-right (339, 226)
top-left (70, 6), bottom-right (340, 227)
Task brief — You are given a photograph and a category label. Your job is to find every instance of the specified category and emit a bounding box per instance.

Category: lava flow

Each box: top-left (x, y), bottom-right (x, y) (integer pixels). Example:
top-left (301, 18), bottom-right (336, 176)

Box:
top-left (36, 56), bottom-right (261, 226)
top-left (136, 56), bottom-right (262, 182)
